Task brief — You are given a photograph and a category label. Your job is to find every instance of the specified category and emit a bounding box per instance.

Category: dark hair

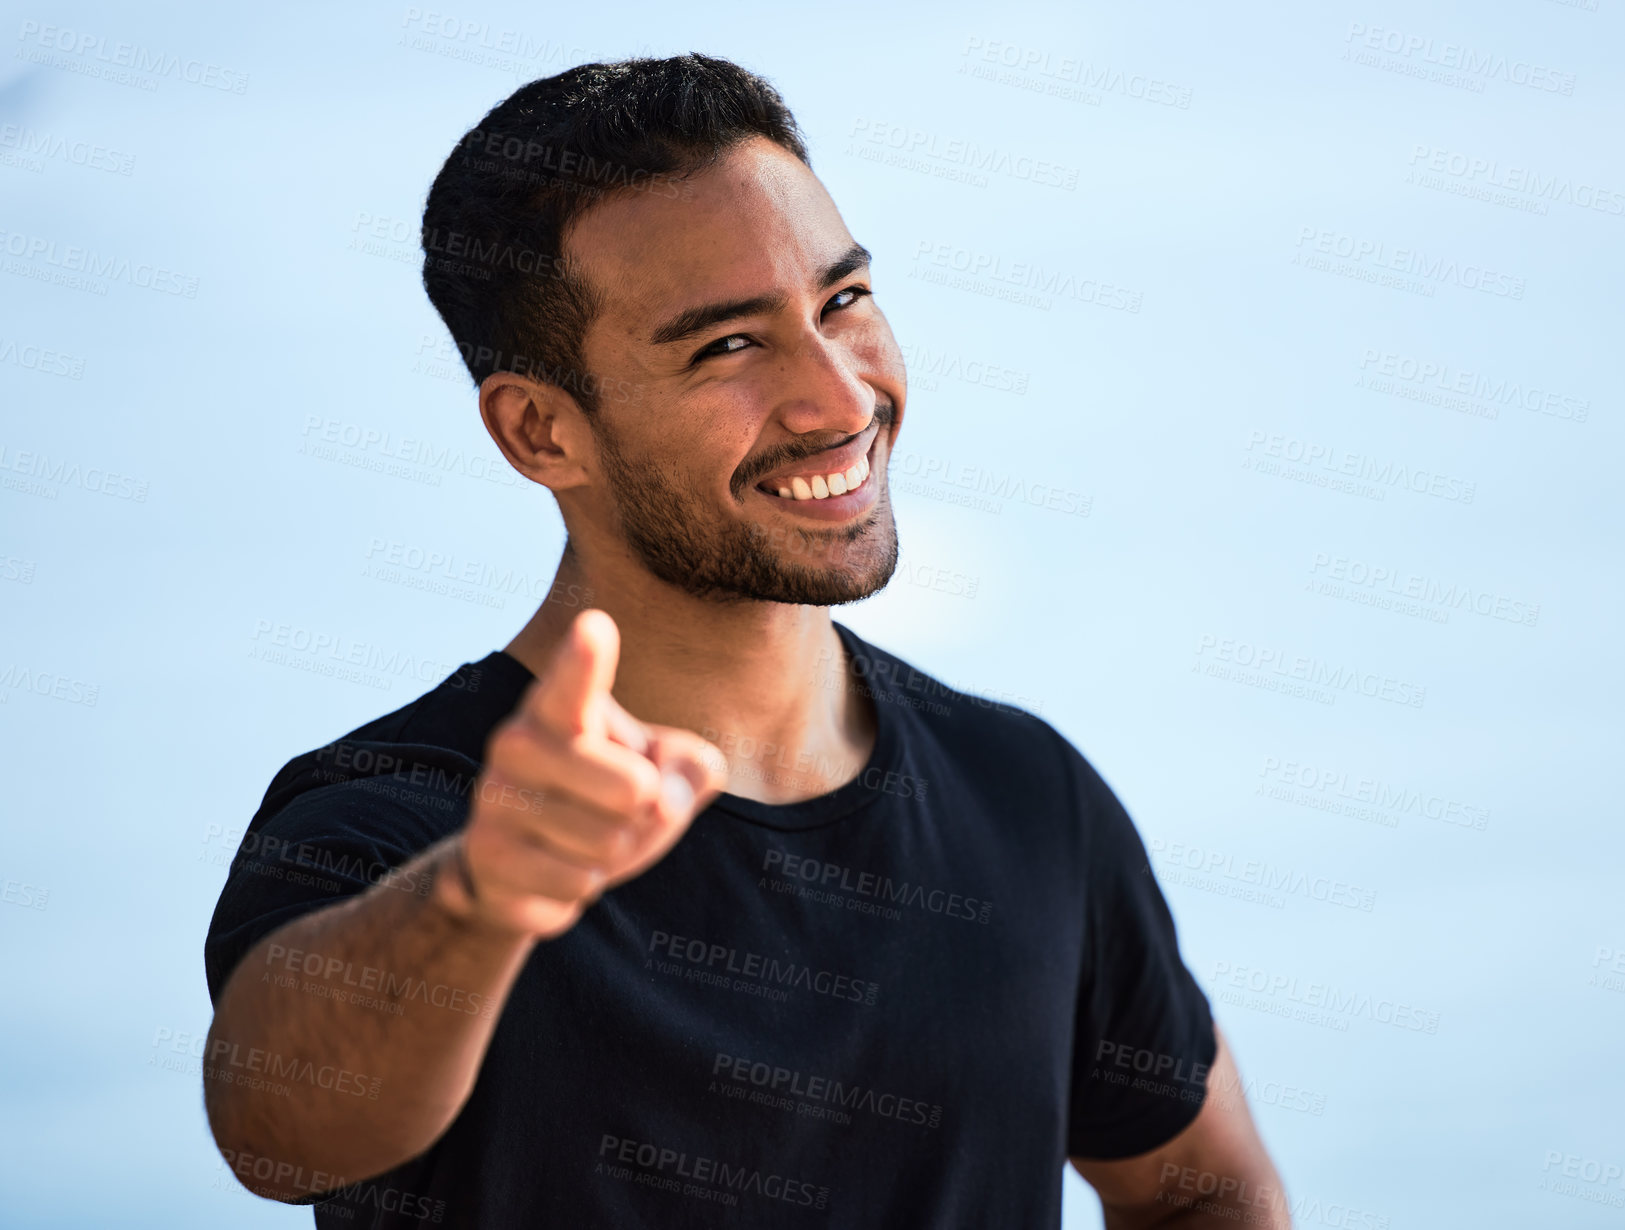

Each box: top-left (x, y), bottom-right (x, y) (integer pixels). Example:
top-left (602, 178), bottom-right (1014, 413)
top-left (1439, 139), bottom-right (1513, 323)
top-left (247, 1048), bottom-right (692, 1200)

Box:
top-left (420, 54), bottom-right (809, 416)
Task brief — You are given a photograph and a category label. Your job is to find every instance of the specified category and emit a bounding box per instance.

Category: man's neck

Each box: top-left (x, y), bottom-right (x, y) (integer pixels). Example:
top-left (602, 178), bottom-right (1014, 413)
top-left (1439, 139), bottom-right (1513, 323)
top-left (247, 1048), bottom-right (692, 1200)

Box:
top-left (502, 548), bottom-right (876, 805)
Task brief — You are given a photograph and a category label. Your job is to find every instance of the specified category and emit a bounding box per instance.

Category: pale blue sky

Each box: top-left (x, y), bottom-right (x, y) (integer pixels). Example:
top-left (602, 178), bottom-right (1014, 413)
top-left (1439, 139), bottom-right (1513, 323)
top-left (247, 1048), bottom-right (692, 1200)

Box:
top-left (2, 1), bottom-right (1622, 1226)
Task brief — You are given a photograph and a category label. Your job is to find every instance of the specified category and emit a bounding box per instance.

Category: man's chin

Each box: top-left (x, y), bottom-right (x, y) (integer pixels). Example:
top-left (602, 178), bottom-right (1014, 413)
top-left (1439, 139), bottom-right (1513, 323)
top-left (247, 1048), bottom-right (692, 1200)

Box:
top-left (701, 558), bottom-right (896, 607)
top-left (643, 530), bottom-right (896, 607)
top-left (778, 564), bottom-right (894, 607)
top-left (738, 516), bottom-right (897, 603)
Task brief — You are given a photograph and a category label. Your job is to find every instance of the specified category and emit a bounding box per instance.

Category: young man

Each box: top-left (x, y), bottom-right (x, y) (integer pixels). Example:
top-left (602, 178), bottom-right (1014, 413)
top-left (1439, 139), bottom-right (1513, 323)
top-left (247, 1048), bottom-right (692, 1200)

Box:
top-left (203, 54), bottom-right (1290, 1228)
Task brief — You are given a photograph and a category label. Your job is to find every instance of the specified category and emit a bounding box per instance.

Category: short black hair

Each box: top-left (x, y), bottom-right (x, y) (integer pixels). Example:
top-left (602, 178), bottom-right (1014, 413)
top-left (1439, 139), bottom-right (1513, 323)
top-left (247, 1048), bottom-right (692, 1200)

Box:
top-left (420, 53), bottom-right (809, 416)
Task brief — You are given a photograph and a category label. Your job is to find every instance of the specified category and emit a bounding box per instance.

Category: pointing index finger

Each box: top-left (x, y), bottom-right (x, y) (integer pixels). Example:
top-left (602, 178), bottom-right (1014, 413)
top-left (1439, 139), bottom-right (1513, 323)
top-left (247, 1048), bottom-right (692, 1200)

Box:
top-left (530, 609), bottom-right (620, 742)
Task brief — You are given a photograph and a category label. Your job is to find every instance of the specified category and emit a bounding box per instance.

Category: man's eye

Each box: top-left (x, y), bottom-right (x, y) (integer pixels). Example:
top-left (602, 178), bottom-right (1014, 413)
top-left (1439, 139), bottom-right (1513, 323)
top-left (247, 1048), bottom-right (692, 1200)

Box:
top-left (826, 285), bottom-right (873, 313)
top-left (691, 286), bottom-right (873, 364)
top-left (695, 334), bottom-right (754, 362)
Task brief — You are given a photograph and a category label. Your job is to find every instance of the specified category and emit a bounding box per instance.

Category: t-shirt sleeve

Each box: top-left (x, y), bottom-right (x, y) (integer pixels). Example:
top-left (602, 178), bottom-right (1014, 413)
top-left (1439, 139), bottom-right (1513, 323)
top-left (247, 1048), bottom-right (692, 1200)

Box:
top-left (1065, 748), bottom-right (1217, 1160)
top-left (203, 779), bottom-right (456, 1008)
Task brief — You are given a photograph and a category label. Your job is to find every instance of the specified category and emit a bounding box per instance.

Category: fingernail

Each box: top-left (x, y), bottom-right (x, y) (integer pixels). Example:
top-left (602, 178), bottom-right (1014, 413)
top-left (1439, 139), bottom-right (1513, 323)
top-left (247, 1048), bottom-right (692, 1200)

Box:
top-left (660, 767), bottom-right (694, 816)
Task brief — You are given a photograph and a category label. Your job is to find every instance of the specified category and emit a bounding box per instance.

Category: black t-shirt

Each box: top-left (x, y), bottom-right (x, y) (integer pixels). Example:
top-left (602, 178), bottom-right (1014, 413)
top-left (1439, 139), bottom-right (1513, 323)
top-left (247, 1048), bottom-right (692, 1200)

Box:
top-left (204, 622), bottom-right (1215, 1229)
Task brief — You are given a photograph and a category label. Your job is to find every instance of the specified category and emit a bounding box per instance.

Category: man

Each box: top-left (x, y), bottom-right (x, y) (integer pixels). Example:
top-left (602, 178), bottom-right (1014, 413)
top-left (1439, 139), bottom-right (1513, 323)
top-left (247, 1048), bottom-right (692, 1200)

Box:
top-left (204, 53), bottom-right (1291, 1228)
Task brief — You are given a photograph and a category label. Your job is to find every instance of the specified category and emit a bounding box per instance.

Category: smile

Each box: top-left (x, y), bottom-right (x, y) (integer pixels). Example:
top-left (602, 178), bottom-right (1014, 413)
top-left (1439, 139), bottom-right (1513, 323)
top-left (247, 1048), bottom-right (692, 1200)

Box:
top-left (758, 452), bottom-right (870, 502)
top-left (752, 436), bottom-right (880, 521)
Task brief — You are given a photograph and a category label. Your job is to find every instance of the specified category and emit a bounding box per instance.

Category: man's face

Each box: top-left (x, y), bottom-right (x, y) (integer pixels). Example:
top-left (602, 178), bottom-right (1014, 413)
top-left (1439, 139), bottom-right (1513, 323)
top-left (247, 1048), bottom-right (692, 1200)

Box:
top-left (560, 135), bottom-right (906, 606)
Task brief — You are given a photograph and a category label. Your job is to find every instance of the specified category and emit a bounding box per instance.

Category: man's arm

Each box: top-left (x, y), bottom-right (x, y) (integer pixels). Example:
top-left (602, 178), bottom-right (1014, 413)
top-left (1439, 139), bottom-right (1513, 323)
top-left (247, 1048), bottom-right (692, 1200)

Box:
top-left (1071, 1025), bottom-right (1292, 1229)
top-left (204, 836), bottom-right (537, 1202)
top-left (204, 610), bottom-right (726, 1202)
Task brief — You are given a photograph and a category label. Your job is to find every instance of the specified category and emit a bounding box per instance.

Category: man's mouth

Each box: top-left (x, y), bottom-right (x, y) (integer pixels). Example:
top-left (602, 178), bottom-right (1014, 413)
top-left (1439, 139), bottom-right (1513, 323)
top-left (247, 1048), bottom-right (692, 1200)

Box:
top-left (756, 454), bottom-right (870, 502)
top-left (753, 434), bottom-right (876, 503)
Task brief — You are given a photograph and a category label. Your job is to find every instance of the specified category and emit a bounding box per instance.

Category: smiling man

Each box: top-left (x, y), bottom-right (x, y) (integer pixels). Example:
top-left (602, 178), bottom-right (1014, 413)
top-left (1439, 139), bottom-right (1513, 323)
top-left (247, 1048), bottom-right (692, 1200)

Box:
top-left (203, 54), bottom-right (1290, 1229)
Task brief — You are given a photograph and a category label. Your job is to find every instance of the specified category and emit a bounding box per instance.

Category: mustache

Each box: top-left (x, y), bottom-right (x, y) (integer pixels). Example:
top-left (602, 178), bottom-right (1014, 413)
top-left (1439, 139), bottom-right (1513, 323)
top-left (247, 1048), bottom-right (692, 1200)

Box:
top-left (739, 398), bottom-right (895, 493)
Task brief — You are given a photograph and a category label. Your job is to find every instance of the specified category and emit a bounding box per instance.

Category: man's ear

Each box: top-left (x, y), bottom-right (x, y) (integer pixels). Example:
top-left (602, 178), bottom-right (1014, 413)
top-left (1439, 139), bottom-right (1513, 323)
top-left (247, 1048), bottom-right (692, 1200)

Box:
top-left (478, 374), bottom-right (592, 491)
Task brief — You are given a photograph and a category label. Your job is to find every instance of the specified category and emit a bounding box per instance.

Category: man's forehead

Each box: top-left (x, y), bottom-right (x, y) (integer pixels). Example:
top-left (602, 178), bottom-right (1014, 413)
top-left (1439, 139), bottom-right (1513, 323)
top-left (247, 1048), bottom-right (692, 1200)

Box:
top-left (565, 141), bottom-right (848, 334)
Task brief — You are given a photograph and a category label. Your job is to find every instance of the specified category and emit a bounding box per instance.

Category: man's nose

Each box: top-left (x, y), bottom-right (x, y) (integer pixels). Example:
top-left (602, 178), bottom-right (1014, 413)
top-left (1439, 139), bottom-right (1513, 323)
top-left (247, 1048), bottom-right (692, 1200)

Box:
top-left (769, 333), bottom-right (876, 438)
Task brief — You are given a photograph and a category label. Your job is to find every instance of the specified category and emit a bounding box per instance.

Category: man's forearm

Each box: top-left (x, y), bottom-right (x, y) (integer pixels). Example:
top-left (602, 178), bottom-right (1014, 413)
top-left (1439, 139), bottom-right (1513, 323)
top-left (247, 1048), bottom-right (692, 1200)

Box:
top-left (1131, 1205), bottom-right (1291, 1229)
top-left (1104, 1161), bottom-right (1294, 1230)
top-left (1125, 1194), bottom-right (1293, 1229)
top-left (204, 835), bottom-right (536, 1201)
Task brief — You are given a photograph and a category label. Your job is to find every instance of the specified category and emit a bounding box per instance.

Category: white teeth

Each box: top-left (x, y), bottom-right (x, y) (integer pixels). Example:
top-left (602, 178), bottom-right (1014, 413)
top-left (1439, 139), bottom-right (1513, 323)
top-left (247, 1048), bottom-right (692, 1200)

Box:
top-left (769, 452), bottom-right (875, 501)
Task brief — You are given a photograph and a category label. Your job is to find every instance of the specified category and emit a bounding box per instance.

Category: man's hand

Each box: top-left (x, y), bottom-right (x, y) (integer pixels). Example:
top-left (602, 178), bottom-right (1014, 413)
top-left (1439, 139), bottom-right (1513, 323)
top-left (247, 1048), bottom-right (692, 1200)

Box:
top-left (438, 608), bottom-right (728, 940)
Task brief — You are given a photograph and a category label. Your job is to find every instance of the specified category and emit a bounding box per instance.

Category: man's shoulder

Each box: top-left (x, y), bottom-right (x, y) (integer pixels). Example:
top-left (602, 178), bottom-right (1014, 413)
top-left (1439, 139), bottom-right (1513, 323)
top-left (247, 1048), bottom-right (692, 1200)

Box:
top-left (252, 650), bottom-right (535, 832)
top-left (838, 622), bottom-right (1075, 773)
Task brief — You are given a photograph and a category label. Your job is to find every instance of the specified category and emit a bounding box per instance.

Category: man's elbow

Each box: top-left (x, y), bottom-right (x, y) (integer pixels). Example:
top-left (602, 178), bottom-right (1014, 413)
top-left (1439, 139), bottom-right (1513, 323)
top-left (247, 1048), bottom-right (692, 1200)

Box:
top-left (205, 1098), bottom-right (326, 1204)
top-left (202, 1060), bottom-right (344, 1205)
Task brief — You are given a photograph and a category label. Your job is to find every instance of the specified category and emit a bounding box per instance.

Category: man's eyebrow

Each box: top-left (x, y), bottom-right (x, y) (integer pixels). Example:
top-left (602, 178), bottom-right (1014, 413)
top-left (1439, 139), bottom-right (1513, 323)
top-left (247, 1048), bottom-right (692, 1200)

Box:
top-left (648, 242), bottom-right (874, 347)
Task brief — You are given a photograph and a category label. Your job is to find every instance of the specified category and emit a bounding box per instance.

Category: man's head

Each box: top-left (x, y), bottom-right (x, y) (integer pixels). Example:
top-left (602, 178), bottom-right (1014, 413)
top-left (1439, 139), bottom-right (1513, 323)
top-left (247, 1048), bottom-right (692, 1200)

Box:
top-left (420, 54), bottom-right (905, 608)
